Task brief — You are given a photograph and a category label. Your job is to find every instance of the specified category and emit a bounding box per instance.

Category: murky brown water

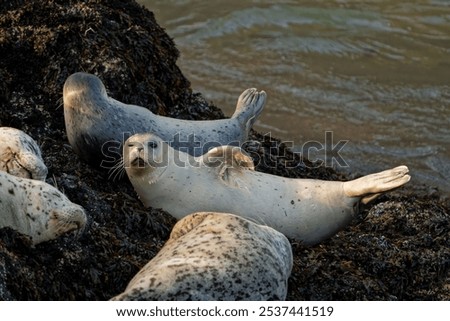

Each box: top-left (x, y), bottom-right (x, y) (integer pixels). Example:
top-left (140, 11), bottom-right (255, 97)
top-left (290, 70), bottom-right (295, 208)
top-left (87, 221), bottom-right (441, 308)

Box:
top-left (138, 0), bottom-right (450, 192)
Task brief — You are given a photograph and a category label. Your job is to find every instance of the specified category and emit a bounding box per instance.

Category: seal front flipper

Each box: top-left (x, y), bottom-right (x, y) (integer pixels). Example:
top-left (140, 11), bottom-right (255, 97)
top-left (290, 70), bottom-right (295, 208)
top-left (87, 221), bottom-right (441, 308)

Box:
top-left (231, 88), bottom-right (267, 134)
top-left (0, 127), bottom-right (48, 181)
top-left (201, 146), bottom-right (254, 188)
top-left (168, 212), bottom-right (212, 241)
top-left (343, 165), bottom-right (411, 204)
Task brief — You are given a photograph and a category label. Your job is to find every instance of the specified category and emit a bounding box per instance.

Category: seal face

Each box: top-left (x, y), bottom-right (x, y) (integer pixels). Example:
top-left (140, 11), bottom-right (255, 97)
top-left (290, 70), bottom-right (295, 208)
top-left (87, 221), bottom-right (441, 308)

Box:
top-left (111, 212), bottom-right (293, 301)
top-left (63, 72), bottom-right (266, 170)
top-left (0, 127), bottom-right (48, 181)
top-left (0, 171), bottom-right (87, 245)
top-left (124, 133), bottom-right (411, 245)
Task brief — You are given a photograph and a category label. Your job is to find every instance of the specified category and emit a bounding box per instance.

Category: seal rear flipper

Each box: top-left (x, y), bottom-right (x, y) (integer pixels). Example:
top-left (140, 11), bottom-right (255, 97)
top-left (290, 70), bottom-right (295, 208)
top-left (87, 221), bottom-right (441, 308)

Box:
top-left (231, 88), bottom-right (266, 132)
top-left (360, 193), bottom-right (382, 204)
top-left (201, 146), bottom-right (254, 188)
top-left (343, 165), bottom-right (411, 203)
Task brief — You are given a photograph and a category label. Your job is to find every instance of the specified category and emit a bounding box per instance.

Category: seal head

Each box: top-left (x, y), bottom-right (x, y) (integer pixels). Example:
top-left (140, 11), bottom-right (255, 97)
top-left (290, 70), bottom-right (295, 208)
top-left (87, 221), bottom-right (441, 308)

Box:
top-left (0, 171), bottom-right (87, 245)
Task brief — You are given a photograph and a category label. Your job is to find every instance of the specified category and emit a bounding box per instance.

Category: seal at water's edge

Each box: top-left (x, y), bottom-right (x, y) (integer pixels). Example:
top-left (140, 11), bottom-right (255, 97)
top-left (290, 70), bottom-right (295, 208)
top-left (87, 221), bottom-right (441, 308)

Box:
top-left (124, 133), bottom-right (411, 245)
top-left (63, 72), bottom-right (266, 169)
top-left (0, 171), bottom-right (86, 245)
top-left (0, 127), bottom-right (48, 181)
top-left (111, 211), bottom-right (293, 301)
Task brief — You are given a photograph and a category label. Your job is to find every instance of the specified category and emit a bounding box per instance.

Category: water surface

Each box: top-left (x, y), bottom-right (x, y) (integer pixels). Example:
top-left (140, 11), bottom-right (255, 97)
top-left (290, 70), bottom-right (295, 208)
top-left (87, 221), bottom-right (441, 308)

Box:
top-left (139, 0), bottom-right (450, 192)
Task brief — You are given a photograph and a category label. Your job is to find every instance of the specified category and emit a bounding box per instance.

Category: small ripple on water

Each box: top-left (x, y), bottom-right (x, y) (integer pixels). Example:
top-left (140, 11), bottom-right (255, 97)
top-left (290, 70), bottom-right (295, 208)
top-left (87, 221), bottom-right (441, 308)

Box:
top-left (141, 0), bottom-right (450, 191)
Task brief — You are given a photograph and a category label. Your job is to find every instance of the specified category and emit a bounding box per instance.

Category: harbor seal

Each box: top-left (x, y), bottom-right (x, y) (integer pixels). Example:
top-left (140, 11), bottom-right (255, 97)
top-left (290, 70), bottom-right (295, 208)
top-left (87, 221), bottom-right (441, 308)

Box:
top-left (123, 133), bottom-right (411, 245)
top-left (111, 212), bottom-right (293, 300)
top-left (63, 72), bottom-right (266, 170)
top-left (0, 171), bottom-right (86, 245)
top-left (0, 127), bottom-right (48, 181)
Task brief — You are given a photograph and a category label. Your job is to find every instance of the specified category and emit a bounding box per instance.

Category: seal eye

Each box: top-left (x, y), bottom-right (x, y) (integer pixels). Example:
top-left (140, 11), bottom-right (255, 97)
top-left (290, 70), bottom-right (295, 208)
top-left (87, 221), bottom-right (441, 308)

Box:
top-left (148, 141), bottom-right (158, 149)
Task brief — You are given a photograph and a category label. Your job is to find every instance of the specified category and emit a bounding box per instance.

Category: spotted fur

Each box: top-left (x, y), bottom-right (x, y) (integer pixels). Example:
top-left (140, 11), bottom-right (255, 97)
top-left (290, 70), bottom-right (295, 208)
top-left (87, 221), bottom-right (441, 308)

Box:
top-left (0, 171), bottom-right (86, 245)
top-left (111, 212), bottom-right (293, 300)
top-left (0, 127), bottom-right (48, 181)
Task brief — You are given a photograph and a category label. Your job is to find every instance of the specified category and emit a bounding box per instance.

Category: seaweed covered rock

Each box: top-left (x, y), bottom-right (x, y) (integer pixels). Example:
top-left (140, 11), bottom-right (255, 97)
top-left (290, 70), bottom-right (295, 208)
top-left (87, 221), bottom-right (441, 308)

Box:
top-left (0, 0), bottom-right (448, 300)
top-left (289, 189), bottom-right (449, 300)
top-left (0, 0), bottom-right (224, 137)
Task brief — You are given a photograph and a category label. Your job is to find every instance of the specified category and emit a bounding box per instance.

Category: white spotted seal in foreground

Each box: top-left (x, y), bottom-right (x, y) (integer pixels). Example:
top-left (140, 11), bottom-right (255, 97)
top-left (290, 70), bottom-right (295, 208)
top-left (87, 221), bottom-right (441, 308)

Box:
top-left (124, 133), bottom-right (411, 245)
top-left (111, 212), bottom-right (293, 301)
top-left (0, 127), bottom-right (47, 180)
top-left (63, 72), bottom-right (266, 169)
top-left (0, 171), bottom-right (86, 245)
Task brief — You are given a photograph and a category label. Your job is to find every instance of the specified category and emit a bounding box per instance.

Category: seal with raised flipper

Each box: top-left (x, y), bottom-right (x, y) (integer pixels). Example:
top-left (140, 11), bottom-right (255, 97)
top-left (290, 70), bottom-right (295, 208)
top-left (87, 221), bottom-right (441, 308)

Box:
top-left (111, 211), bottom-right (293, 301)
top-left (0, 127), bottom-right (48, 181)
top-left (123, 133), bottom-right (411, 245)
top-left (0, 171), bottom-right (86, 245)
top-left (63, 72), bottom-right (266, 169)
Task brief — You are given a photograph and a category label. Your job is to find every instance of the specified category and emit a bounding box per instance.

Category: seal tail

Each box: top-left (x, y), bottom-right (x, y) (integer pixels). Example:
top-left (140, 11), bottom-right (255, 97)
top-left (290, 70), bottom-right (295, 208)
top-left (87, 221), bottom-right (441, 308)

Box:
top-left (343, 165), bottom-right (411, 204)
top-left (231, 88), bottom-right (267, 134)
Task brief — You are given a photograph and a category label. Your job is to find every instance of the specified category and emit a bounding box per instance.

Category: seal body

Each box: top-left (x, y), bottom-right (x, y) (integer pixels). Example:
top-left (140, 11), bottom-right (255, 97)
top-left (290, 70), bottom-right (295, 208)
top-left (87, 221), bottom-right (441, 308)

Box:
top-left (63, 72), bottom-right (266, 169)
top-left (0, 171), bottom-right (86, 245)
top-left (124, 133), bottom-right (411, 245)
top-left (111, 212), bottom-right (293, 300)
top-left (0, 127), bottom-right (47, 181)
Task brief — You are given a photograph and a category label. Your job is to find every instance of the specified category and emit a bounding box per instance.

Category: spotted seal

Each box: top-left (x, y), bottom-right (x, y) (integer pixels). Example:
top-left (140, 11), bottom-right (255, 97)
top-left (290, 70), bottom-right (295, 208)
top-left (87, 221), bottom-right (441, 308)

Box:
top-left (63, 72), bottom-right (266, 170)
top-left (0, 171), bottom-right (86, 245)
top-left (0, 127), bottom-right (47, 181)
top-left (111, 212), bottom-right (293, 300)
top-left (123, 133), bottom-right (411, 245)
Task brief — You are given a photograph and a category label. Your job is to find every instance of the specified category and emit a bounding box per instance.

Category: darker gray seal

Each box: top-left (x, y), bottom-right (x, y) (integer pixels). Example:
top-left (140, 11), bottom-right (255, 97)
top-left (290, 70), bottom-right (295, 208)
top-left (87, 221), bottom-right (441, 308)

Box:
top-left (63, 72), bottom-right (266, 170)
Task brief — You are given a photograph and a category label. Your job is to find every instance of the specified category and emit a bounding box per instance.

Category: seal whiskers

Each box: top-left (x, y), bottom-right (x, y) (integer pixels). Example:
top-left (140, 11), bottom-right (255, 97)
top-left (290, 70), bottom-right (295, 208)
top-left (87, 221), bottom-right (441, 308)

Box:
top-left (49, 207), bottom-right (87, 239)
top-left (108, 158), bottom-right (126, 181)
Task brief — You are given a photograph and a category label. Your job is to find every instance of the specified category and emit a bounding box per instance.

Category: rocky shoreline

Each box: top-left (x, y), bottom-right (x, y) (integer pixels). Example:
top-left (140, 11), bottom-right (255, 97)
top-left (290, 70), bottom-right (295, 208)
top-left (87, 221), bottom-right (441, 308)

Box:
top-left (0, 0), bottom-right (448, 300)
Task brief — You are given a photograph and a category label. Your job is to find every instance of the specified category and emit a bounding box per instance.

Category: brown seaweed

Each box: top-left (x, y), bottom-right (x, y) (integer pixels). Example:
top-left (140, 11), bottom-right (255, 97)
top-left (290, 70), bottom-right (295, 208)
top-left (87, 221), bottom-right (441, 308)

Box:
top-left (0, 0), bottom-right (448, 300)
